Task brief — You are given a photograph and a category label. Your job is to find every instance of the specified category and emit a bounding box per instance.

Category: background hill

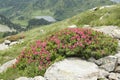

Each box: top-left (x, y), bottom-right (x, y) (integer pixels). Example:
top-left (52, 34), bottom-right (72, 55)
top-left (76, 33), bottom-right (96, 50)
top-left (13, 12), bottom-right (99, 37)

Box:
top-left (0, 0), bottom-right (115, 25)
top-left (0, 15), bottom-right (24, 38)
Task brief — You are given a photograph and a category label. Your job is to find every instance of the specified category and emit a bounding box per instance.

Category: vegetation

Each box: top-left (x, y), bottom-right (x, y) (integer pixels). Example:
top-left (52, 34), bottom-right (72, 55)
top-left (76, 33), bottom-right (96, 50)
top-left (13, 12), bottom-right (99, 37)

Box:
top-left (69, 4), bottom-right (120, 27)
top-left (0, 28), bottom-right (118, 79)
top-left (0, 0), bottom-right (115, 25)
top-left (0, 4), bottom-right (120, 80)
top-left (27, 18), bottom-right (51, 29)
top-left (0, 15), bottom-right (23, 31)
top-left (0, 15), bottom-right (26, 38)
top-left (0, 32), bottom-right (4, 39)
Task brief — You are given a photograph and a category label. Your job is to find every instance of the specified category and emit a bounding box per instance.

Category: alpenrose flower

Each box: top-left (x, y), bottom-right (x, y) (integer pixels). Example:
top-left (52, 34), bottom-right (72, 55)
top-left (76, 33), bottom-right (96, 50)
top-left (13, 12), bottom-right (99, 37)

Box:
top-left (15, 28), bottom-right (118, 76)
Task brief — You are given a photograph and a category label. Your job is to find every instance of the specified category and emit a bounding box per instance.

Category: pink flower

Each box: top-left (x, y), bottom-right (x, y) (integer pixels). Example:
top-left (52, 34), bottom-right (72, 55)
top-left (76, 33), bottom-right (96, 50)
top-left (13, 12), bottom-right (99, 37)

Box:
top-left (46, 56), bottom-right (50, 61)
top-left (34, 52), bottom-right (39, 55)
top-left (36, 40), bottom-right (41, 47)
top-left (41, 42), bottom-right (47, 47)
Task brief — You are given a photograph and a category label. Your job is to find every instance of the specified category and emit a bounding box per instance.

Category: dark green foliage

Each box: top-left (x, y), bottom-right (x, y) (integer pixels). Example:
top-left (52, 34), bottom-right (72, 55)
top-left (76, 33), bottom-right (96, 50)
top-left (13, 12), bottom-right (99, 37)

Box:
top-left (0, 15), bottom-right (24, 32)
top-left (0, 15), bottom-right (26, 38)
top-left (27, 19), bottom-right (51, 29)
top-left (0, 0), bottom-right (115, 22)
top-left (12, 28), bottom-right (118, 78)
top-left (2, 31), bottom-right (18, 37)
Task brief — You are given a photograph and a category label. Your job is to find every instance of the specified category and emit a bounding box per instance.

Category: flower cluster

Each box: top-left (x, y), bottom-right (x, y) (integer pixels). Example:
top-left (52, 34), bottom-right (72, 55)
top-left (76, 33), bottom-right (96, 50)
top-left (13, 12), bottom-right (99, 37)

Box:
top-left (16, 28), bottom-right (118, 76)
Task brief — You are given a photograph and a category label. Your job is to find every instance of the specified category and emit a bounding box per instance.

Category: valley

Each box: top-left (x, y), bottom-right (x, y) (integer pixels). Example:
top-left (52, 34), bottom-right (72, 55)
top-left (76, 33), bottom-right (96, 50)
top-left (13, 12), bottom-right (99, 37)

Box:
top-left (0, 0), bottom-right (115, 26)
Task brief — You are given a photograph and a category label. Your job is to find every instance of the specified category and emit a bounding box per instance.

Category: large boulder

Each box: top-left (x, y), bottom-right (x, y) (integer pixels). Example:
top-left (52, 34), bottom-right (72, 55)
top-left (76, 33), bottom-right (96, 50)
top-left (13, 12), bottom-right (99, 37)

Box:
top-left (0, 59), bottom-right (17, 73)
top-left (44, 58), bottom-right (99, 80)
top-left (93, 26), bottom-right (120, 39)
top-left (95, 56), bottom-right (117, 72)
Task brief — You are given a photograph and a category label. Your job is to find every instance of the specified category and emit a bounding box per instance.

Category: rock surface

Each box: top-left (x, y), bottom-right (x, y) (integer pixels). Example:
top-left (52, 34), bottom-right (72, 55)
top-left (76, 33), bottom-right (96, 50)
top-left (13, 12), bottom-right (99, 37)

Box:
top-left (95, 56), bottom-right (117, 72)
top-left (112, 29), bottom-right (120, 39)
top-left (15, 77), bottom-right (30, 80)
top-left (68, 25), bottom-right (77, 28)
top-left (118, 40), bottom-right (120, 51)
top-left (44, 58), bottom-right (99, 80)
top-left (0, 39), bottom-right (24, 50)
top-left (4, 40), bottom-right (11, 45)
top-left (98, 69), bottom-right (109, 78)
top-left (0, 59), bottom-right (17, 73)
top-left (93, 26), bottom-right (120, 39)
top-left (115, 66), bottom-right (120, 73)
top-left (108, 73), bottom-right (120, 80)
top-left (15, 76), bottom-right (45, 80)
top-left (0, 43), bottom-right (8, 50)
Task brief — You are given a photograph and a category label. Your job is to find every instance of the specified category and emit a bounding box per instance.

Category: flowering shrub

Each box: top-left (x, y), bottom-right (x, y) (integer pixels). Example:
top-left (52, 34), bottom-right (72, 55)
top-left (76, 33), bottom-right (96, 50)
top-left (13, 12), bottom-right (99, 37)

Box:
top-left (15, 28), bottom-right (118, 76)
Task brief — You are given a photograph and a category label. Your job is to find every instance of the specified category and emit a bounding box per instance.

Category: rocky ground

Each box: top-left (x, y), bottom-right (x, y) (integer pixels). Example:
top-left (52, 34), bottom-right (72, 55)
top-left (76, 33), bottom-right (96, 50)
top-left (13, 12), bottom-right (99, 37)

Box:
top-left (0, 39), bottom-right (23, 50)
top-left (0, 26), bottom-right (120, 80)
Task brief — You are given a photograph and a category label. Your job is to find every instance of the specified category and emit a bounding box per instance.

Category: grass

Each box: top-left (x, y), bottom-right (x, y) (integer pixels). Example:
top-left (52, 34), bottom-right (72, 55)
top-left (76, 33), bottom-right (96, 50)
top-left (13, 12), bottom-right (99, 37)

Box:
top-left (69, 4), bottom-right (120, 27)
top-left (0, 4), bottom-right (120, 79)
top-left (0, 32), bottom-right (4, 39)
top-left (0, 3), bottom-right (120, 66)
top-left (0, 20), bottom-right (69, 64)
top-left (0, 20), bottom-right (70, 79)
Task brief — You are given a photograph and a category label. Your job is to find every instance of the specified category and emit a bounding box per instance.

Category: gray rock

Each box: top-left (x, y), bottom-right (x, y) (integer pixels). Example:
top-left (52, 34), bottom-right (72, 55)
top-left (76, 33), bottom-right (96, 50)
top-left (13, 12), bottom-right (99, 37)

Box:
top-left (0, 43), bottom-right (8, 50)
top-left (114, 51), bottom-right (120, 65)
top-left (0, 59), bottom-right (17, 73)
top-left (10, 41), bottom-right (18, 46)
top-left (98, 69), bottom-right (109, 78)
top-left (34, 76), bottom-right (45, 80)
top-left (118, 40), bottom-right (120, 51)
top-left (44, 58), bottom-right (99, 80)
top-left (93, 26), bottom-right (118, 37)
top-left (112, 29), bottom-right (120, 39)
top-left (115, 66), bottom-right (120, 73)
top-left (68, 25), bottom-right (77, 28)
top-left (4, 40), bottom-right (11, 45)
top-left (95, 56), bottom-right (118, 72)
top-left (15, 76), bottom-right (45, 80)
top-left (93, 26), bottom-right (120, 39)
top-left (88, 57), bottom-right (97, 63)
top-left (115, 51), bottom-right (120, 58)
top-left (95, 59), bottom-right (103, 66)
top-left (118, 58), bottom-right (120, 65)
top-left (109, 73), bottom-right (120, 80)
top-left (98, 78), bottom-right (109, 80)
top-left (15, 77), bottom-right (31, 80)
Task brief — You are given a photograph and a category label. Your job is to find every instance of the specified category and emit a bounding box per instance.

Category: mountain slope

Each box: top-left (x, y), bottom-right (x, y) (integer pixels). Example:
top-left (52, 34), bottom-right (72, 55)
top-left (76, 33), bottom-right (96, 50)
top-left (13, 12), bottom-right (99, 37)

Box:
top-left (0, 0), bottom-right (115, 25)
top-left (68, 4), bottom-right (120, 27)
top-left (0, 4), bottom-right (120, 79)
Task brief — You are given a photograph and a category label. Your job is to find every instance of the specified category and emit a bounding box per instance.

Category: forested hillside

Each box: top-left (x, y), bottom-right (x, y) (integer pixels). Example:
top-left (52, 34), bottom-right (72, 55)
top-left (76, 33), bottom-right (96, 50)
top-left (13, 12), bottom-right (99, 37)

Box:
top-left (0, 0), bottom-right (115, 25)
top-left (0, 15), bottom-right (25, 38)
